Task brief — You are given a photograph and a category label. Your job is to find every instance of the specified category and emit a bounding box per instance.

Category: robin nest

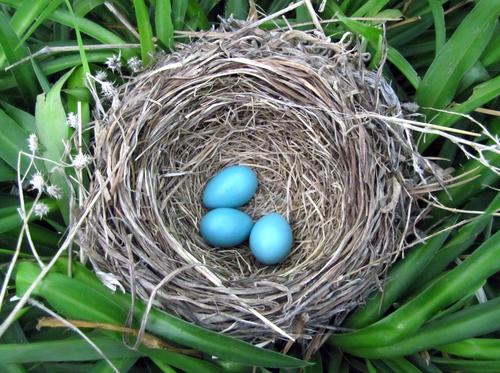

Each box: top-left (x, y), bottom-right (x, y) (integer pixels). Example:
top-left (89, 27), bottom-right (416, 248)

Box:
top-left (82, 24), bottom-right (438, 348)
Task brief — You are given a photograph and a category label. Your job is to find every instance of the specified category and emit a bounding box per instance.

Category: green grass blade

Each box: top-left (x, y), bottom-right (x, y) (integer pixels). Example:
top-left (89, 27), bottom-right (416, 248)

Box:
top-left (0, 0), bottom-right (132, 59)
top-left (334, 13), bottom-right (420, 89)
top-left (186, 0), bottom-right (210, 31)
top-left (0, 318), bottom-right (27, 344)
top-left (268, 0), bottom-right (291, 13)
top-left (0, 0), bottom-right (54, 67)
top-left (0, 225), bottom-right (60, 254)
top-left (0, 198), bottom-right (57, 234)
top-left (35, 69), bottom-right (73, 222)
top-left (0, 11), bottom-right (39, 107)
top-left (418, 74), bottom-right (500, 151)
top-left (0, 336), bottom-right (143, 363)
top-left (0, 364), bottom-right (27, 373)
top-left (427, 0), bottom-right (445, 55)
top-left (344, 218), bottom-right (455, 329)
top-left (436, 155), bottom-right (499, 214)
top-left (199, 0), bottom-right (221, 13)
top-left (89, 358), bottom-right (138, 373)
top-left (172, 0), bottom-right (188, 30)
top-left (353, 0), bottom-right (390, 17)
top-left (155, 0), bottom-right (174, 49)
top-left (304, 352), bottom-right (323, 373)
top-left (17, 0), bottom-right (64, 47)
top-left (482, 23), bottom-right (500, 67)
top-left (63, 0), bottom-right (91, 76)
top-left (225, 0), bottom-right (248, 20)
top-left (365, 359), bottom-right (376, 373)
top-left (386, 47), bottom-right (421, 89)
top-left (133, 0), bottom-right (155, 65)
top-left (438, 338), bottom-right (500, 360)
top-left (0, 101), bottom-right (35, 133)
top-left (0, 108), bottom-right (31, 173)
top-left (15, 262), bottom-right (309, 368)
top-left (382, 357), bottom-right (421, 373)
top-left (0, 160), bottom-right (16, 181)
top-left (431, 357), bottom-right (500, 372)
top-left (388, 15), bottom-right (434, 48)
top-left (31, 59), bottom-right (50, 94)
top-left (0, 52), bottom-right (116, 91)
top-left (332, 230), bottom-right (500, 348)
top-left (146, 348), bottom-right (223, 373)
top-left (407, 354), bottom-right (443, 373)
top-left (340, 296), bottom-right (500, 358)
top-left (73, 0), bottom-right (105, 16)
top-left (410, 193), bottom-right (500, 291)
top-left (415, 0), bottom-right (500, 114)
top-left (458, 61), bottom-right (490, 93)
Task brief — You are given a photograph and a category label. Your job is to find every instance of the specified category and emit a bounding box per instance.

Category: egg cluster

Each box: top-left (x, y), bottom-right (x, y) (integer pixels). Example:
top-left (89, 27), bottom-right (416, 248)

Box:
top-left (200, 166), bottom-right (293, 265)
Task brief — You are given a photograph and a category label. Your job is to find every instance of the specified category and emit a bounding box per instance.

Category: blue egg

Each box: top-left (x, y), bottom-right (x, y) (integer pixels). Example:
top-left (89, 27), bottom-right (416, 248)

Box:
top-left (249, 213), bottom-right (293, 265)
top-left (203, 166), bottom-right (258, 209)
top-left (200, 208), bottom-right (254, 247)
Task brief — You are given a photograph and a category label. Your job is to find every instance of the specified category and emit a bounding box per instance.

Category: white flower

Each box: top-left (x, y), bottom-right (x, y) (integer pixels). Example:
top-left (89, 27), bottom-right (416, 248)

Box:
top-left (100, 81), bottom-right (117, 99)
top-left (105, 54), bottom-right (121, 73)
top-left (27, 133), bottom-right (38, 153)
top-left (33, 202), bottom-right (49, 218)
top-left (127, 56), bottom-right (142, 73)
top-left (94, 70), bottom-right (108, 82)
top-left (66, 112), bottom-right (78, 129)
top-left (29, 171), bottom-right (45, 192)
top-left (71, 152), bottom-right (92, 170)
top-left (46, 184), bottom-right (62, 200)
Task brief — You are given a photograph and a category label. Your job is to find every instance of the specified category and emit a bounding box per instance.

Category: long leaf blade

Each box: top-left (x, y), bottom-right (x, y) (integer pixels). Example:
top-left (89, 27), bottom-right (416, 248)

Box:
top-left (415, 0), bottom-right (500, 112)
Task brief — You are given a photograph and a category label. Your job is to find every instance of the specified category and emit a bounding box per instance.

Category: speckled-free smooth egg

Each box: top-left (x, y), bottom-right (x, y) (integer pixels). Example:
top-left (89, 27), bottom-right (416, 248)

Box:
top-left (249, 213), bottom-right (293, 265)
top-left (200, 208), bottom-right (254, 247)
top-left (202, 165), bottom-right (258, 209)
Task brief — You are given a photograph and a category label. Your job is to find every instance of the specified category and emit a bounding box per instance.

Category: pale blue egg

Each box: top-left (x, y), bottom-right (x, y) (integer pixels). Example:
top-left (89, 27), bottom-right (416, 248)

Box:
top-left (200, 208), bottom-right (254, 247)
top-left (203, 166), bottom-right (258, 209)
top-left (249, 213), bottom-right (293, 265)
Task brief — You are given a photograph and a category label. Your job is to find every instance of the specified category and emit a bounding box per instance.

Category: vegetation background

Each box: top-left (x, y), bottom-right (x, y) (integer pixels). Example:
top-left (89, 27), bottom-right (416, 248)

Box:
top-left (0, 0), bottom-right (499, 372)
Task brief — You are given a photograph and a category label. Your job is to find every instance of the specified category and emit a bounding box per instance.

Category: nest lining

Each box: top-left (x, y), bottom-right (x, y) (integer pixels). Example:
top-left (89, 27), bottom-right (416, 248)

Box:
top-left (83, 25), bottom-right (430, 346)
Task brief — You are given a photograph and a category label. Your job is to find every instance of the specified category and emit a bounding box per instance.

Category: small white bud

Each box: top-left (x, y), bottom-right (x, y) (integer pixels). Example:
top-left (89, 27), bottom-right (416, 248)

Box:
top-left (27, 133), bottom-right (39, 153)
top-left (71, 152), bottom-right (92, 170)
top-left (29, 171), bottom-right (45, 192)
top-left (33, 202), bottom-right (49, 218)
top-left (94, 70), bottom-right (108, 82)
top-left (46, 184), bottom-right (62, 200)
top-left (127, 56), bottom-right (142, 73)
top-left (100, 81), bottom-right (117, 99)
top-left (105, 54), bottom-right (122, 73)
top-left (66, 112), bottom-right (78, 129)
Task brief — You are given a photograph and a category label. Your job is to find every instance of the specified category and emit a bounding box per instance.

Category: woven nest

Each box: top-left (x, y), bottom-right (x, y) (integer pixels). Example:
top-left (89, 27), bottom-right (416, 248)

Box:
top-left (83, 24), bottom-right (433, 347)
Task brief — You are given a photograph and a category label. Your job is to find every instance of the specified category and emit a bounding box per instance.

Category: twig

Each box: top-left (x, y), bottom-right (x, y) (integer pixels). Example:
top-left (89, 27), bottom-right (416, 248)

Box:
top-left (30, 301), bottom-right (119, 373)
top-left (0, 175), bottom-right (107, 338)
top-left (248, 0), bottom-right (306, 28)
top-left (104, 1), bottom-right (141, 41)
top-left (37, 317), bottom-right (201, 356)
top-left (475, 107), bottom-right (500, 117)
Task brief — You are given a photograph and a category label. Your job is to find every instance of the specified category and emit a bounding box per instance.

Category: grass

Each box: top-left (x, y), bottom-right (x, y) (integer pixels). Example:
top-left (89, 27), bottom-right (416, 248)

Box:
top-left (0, 0), bottom-right (498, 372)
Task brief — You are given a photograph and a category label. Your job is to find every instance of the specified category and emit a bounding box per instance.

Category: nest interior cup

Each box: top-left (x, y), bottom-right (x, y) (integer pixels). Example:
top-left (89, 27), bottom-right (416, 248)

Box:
top-left (83, 25), bottom-right (423, 346)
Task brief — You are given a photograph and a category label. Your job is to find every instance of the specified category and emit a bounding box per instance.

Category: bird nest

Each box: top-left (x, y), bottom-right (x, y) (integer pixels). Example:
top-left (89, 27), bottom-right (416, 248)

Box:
top-left (82, 24), bottom-right (435, 348)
